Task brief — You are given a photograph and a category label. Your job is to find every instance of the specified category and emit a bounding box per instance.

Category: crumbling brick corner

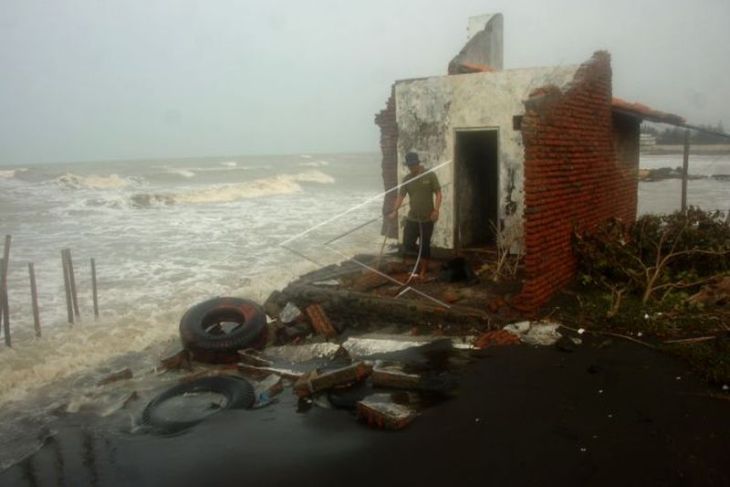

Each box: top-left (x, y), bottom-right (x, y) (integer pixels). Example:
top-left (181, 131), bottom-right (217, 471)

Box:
top-left (515, 51), bottom-right (638, 311)
top-left (375, 86), bottom-right (398, 238)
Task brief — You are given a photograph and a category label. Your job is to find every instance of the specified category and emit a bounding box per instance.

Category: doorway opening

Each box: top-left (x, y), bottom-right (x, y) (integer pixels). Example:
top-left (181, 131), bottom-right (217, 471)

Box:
top-left (454, 129), bottom-right (499, 250)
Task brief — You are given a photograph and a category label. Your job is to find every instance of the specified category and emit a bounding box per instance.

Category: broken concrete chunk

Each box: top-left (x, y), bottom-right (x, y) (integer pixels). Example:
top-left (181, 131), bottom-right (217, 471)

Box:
top-left (522, 323), bottom-right (561, 346)
top-left (503, 321), bottom-right (531, 335)
top-left (371, 365), bottom-right (422, 390)
top-left (341, 334), bottom-right (476, 358)
top-left (502, 321), bottom-right (562, 346)
top-left (357, 393), bottom-right (418, 430)
top-left (263, 342), bottom-right (343, 363)
top-left (279, 302), bottom-right (303, 324)
top-left (294, 362), bottom-right (373, 398)
top-left (304, 303), bottom-right (337, 338)
top-left (97, 368), bottom-right (133, 386)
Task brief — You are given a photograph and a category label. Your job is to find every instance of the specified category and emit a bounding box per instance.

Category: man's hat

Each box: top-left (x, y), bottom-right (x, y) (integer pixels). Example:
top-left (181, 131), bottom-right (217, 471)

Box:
top-left (405, 152), bottom-right (421, 166)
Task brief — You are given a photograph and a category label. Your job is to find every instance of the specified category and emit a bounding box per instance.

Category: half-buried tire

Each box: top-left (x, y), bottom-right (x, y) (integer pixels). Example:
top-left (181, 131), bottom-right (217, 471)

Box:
top-left (142, 376), bottom-right (255, 434)
top-left (180, 297), bottom-right (267, 362)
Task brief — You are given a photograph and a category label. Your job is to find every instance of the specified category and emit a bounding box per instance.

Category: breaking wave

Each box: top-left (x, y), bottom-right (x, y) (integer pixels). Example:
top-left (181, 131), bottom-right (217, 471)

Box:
top-left (55, 173), bottom-right (139, 190)
top-left (166, 168), bottom-right (196, 178)
top-left (130, 169), bottom-right (335, 207)
top-left (299, 160), bottom-right (330, 168)
top-left (0, 168), bottom-right (27, 180)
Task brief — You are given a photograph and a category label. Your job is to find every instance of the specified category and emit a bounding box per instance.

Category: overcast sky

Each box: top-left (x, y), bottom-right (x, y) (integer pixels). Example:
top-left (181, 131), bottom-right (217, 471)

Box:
top-left (1, 0), bottom-right (728, 165)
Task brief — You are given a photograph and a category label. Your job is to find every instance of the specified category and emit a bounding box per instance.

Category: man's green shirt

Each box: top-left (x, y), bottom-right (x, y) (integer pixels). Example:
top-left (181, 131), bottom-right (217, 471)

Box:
top-left (399, 171), bottom-right (441, 222)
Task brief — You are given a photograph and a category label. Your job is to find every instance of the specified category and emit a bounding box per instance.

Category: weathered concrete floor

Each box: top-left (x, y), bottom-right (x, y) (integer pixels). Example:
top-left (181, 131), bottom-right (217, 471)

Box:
top-left (2, 337), bottom-right (728, 486)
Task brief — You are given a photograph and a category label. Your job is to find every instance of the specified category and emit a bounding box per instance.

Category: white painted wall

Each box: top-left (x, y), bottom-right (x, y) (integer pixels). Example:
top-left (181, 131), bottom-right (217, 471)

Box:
top-left (394, 65), bottom-right (579, 251)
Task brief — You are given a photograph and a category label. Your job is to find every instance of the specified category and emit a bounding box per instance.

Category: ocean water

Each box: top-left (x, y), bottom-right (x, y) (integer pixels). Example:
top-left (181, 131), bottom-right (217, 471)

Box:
top-left (0, 151), bottom-right (728, 470)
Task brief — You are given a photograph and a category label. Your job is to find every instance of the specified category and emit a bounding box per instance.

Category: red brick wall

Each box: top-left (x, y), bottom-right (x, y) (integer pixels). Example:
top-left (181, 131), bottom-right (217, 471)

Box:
top-left (375, 86), bottom-right (398, 238)
top-left (517, 51), bottom-right (638, 310)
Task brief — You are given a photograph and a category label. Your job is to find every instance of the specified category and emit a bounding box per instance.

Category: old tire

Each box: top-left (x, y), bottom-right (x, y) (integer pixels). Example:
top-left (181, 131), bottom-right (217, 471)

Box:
top-left (142, 376), bottom-right (255, 434)
top-left (180, 297), bottom-right (267, 360)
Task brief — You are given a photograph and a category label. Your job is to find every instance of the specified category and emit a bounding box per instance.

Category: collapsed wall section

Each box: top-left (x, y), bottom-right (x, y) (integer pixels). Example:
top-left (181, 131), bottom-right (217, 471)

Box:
top-left (517, 51), bottom-right (638, 310)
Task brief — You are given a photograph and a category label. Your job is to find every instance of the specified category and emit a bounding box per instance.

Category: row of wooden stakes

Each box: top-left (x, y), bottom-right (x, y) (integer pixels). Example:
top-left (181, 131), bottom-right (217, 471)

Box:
top-left (0, 235), bottom-right (99, 348)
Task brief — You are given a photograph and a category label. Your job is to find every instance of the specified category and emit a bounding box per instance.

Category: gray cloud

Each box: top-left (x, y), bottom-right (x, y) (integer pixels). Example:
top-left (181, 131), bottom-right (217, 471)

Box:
top-left (1, 0), bottom-right (728, 165)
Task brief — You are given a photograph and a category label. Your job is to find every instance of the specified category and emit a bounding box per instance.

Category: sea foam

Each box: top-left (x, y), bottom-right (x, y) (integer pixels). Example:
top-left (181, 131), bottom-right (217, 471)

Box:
top-left (55, 172), bottom-right (137, 190)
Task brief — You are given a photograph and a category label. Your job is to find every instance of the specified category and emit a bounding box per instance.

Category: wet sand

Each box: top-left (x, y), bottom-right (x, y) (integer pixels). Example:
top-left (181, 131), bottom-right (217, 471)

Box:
top-left (2, 338), bottom-right (728, 486)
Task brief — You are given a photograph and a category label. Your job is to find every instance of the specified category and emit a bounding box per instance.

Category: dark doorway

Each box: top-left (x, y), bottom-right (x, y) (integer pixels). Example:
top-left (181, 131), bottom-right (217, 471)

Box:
top-left (454, 129), bottom-right (499, 249)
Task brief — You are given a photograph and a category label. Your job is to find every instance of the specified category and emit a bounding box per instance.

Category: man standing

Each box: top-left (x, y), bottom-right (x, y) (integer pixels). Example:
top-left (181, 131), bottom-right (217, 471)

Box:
top-left (388, 152), bottom-right (442, 280)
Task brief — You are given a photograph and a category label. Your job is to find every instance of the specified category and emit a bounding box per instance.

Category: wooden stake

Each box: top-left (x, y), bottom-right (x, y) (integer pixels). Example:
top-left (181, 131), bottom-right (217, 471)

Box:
top-left (66, 249), bottom-right (80, 318)
top-left (1, 236), bottom-right (11, 347)
top-left (1, 259), bottom-right (9, 347)
top-left (29, 262), bottom-right (41, 338)
top-left (91, 258), bottom-right (99, 318)
top-left (681, 129), bottom-right (690, 212)
top-left (62, 249), bottom-right (74, 324)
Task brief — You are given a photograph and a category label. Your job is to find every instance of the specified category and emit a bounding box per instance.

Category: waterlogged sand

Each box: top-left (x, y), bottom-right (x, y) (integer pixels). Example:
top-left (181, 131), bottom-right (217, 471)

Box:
top-left (1, 339), bottom-right (728, 486)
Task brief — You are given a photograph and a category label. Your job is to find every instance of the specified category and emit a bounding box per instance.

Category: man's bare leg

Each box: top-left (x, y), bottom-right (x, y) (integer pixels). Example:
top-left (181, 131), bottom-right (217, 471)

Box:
top-left (419, 258), bottom-right (429, 280)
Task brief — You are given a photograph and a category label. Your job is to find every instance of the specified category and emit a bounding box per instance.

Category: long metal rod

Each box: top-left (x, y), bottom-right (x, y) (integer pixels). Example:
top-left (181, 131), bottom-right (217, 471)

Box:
top-left (324, 244), bottom-right (451, 309)
top-left (279, 159), bottom-right (452, 247)
top-left (29, 262), bottom-right (41, 337)
top-left (279, 244), bottom-right (326, 268)
top-left (321, 181), bottom-right (453, 248)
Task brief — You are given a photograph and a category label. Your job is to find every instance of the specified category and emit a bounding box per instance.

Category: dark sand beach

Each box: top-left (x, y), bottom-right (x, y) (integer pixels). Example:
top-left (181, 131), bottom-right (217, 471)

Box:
top-left (2, 337), bottom-right (728, 487)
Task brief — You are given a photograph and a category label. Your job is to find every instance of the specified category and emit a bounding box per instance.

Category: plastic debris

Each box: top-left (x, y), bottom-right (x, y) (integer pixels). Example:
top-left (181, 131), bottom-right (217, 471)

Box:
top-left (252, 375), bottom-right (284, 408)
top-left (357, 394), bottom-right (418, 430)
top-left (279, 302), bottom-right (303, 324)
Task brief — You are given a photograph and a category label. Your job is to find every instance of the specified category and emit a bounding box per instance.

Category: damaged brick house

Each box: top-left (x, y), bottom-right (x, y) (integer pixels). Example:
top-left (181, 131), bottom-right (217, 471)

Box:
top-left (375, 14), bottom-right (684, 311)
